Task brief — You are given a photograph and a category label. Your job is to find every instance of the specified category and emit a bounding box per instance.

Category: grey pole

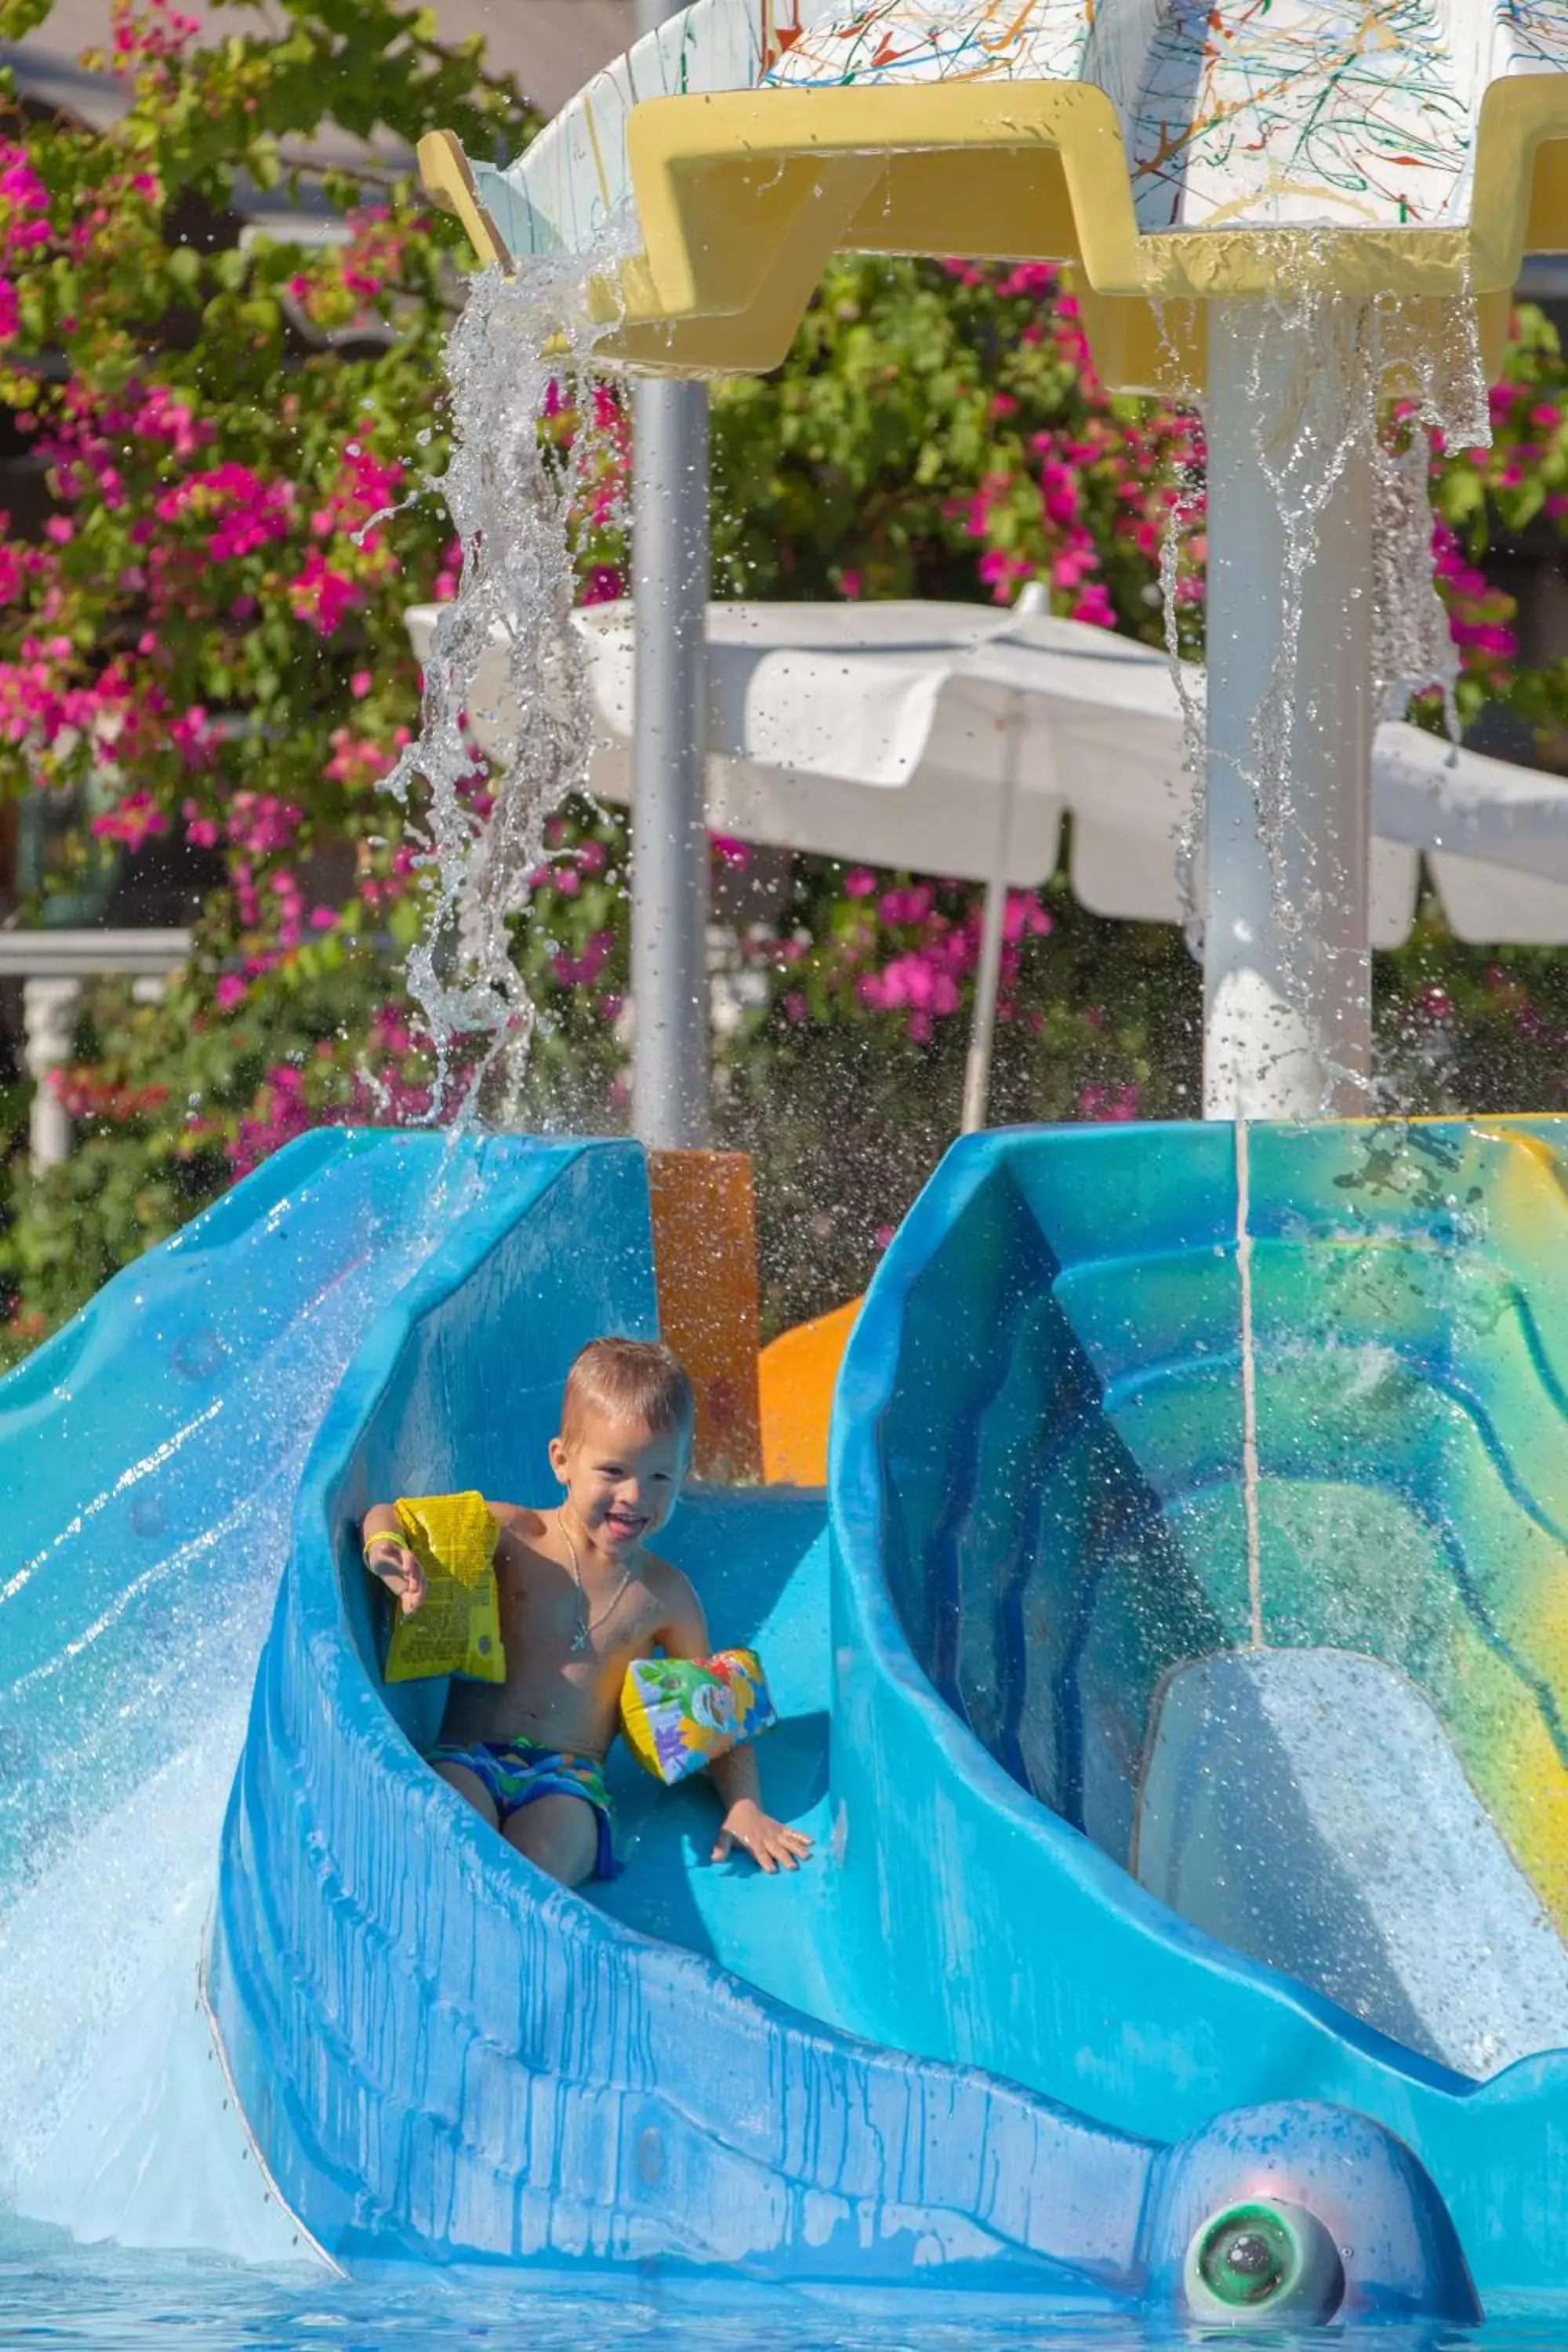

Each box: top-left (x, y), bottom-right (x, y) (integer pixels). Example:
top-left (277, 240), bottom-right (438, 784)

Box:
top-left (629, 0), bottom-right (710, 1149)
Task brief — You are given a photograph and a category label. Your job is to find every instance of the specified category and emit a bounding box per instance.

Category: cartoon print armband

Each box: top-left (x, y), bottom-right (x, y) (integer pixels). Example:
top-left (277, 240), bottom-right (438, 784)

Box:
top-left (619, 1647), bottom-right (777, 1784)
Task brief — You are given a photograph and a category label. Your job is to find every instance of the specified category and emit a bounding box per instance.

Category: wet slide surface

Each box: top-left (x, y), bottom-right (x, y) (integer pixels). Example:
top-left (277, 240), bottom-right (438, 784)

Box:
top-left (4, 1118), bottom-right (1568, 2302)
top-left (0, 1129), bottom-right (495, 2255)
top-left (1134, 1646), bottom-right (1568, 2077)
top-left (828, 1116), bottom-right (1568, 2291)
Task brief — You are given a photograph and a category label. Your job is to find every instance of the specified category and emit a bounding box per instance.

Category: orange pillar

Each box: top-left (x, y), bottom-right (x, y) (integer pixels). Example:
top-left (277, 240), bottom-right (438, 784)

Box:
top-left (647, 1149), bottom-right (763, 1486)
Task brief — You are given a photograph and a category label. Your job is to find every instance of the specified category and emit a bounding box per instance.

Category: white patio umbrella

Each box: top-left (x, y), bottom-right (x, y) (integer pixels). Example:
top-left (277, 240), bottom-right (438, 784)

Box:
top-left (405, 597), bottom-right (1568, 1130)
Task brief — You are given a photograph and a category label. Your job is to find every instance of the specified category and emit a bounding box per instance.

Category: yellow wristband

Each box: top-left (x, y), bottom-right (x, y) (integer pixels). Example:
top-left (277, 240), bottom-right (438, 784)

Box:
top-left (363, 1535), bottom-right (403, 1571)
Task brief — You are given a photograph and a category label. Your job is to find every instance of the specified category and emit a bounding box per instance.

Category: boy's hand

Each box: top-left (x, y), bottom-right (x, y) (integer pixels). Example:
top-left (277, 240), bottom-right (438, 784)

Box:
top-left (365, 1537), bottom-right (427, 1616)
top-left (711, 1798), bottom-right (813, 1875)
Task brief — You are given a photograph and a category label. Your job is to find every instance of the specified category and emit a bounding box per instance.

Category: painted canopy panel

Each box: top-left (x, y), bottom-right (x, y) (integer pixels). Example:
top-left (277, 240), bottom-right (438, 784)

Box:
top-left (767, 0), bottom-right (1568, 231)
top-left (466, 0), bottom-right (1568, 267)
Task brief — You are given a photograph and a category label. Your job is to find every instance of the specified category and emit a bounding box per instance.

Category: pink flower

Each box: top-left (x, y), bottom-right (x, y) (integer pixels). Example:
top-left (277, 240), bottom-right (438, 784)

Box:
top-left (156, 463), bottom-right (295, 561)
top-left (170, 704), bottom-right (217, 769)
top-left (288, 551), bottom-right (361, 637)
top-left (1076, 1082), bottom-right (1142, 1123)
top-left (844, 868), bottom-right (877, 898)
top-left (91, 791), bottom-right (168, 851)
top-left (215, 973), bottom-right (247, 1011)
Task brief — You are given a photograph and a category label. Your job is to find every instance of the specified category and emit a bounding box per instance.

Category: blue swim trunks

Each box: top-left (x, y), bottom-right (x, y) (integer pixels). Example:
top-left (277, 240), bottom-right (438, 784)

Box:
top-left (430, 1737), bottom-right (620, 1879)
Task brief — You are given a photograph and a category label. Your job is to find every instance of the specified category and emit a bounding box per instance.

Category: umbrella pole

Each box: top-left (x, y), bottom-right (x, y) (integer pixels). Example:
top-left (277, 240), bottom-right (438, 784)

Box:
top-left (1202, 299), bottom-right (1374, 1120)
top-left (960, 704), bottom-right (1023, 1134)
top-left (628, 3), bottom-right (711, 1150)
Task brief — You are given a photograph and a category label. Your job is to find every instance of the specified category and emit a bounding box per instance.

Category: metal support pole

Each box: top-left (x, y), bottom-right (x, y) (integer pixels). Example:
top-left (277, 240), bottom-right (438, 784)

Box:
top-left (630, 0), bottom-right (711, 1149)
top-left (1203, 299), bottom-right (1374, 1120)
top-left (960, 704), bottom-right (1022, 1136)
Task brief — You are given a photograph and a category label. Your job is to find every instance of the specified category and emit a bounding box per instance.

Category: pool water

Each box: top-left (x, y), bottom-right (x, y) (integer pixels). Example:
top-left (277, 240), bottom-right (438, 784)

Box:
top-left (2, 2213), bottom-right (1565, 2352)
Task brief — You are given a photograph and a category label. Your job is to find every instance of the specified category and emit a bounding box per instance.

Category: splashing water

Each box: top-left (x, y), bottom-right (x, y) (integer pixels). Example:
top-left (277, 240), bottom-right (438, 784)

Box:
top-left (1157, 276), bottom-right (1490, 1062)
top-left (1149, 278), bottom-right (1494, 1634)
top-left (1241, 284), bottom-right (1486, 945)
top-left (0, 1142), bottom-right (477, 2259)
top-left (383, 249), bottom-right (626, 1119)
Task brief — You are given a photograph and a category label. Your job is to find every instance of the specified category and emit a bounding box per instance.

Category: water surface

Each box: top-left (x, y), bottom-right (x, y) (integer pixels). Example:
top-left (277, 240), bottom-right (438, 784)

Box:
top-left (5, 2213), bottom-right (1566, 2352)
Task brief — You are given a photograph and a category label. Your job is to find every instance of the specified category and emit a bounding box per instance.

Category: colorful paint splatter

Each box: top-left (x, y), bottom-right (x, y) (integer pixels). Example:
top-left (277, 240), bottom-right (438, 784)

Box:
top-left (478, 0), bottom-right (1568, 259)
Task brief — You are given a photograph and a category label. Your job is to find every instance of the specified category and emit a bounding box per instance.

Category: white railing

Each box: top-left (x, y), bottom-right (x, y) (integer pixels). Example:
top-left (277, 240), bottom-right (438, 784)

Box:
top-left (0, 928), bottom-right (192, 1170)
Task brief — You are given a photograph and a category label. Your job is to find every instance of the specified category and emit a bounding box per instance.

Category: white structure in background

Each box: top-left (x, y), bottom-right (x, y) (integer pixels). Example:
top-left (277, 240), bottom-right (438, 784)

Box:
top-left (0, 930), bottom-right (191, 1171)
top-left (418, 0), bottom-right (1568, 1122)
top-left (408, 597), bottom-right (1568, 1127)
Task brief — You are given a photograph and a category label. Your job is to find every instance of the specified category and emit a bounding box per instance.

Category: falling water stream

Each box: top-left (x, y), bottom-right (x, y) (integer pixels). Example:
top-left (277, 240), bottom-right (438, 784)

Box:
top-left (383, 247), bottom-right (628, 1118)
top-left (1167, 280), bottom-right (1496, 1639)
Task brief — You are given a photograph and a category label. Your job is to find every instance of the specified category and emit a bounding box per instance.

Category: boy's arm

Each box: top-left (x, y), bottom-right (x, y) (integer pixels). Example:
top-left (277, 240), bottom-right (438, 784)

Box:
top-left (653, 1570), bottom-right (813, 1875)
top-left (361, 1502), bottom-right (427, 1616)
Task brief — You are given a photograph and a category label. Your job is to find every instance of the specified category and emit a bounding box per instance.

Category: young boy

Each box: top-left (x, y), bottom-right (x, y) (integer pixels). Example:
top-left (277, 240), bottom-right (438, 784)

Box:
top-left (361, 1336), bottom-right (811, 1889)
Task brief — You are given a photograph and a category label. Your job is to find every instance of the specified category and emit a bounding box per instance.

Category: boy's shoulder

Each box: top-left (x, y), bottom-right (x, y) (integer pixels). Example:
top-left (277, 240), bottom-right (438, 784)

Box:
top-left (635, 1546), bottom-right (704, 1639)
top-left (486, 1499), bottom-right (550, 1548)
top-left (636, 1545), bottom-right (690, 1596)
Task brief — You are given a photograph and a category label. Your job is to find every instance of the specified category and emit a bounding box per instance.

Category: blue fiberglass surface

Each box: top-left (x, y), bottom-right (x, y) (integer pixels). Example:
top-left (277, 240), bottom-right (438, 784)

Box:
top-left (828, 1118), bottom-right (1568, 2296)
top-left (201, 1124), bottom-right (1472, 2321)
top-left (0, 1117), bottom-right (1547, 2308)
top-left (0, 1127), bottom-right (488, 1895)
top-left (210, 1130), bottom-right (1183, 2296)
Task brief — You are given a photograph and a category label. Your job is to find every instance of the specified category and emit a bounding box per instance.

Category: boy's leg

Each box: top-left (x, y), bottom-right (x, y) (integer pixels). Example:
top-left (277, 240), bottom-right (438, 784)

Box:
top-left (505, 1792), bottom-right (601, 1886)
top-left (434, 1757), bottom-right (500, 1828)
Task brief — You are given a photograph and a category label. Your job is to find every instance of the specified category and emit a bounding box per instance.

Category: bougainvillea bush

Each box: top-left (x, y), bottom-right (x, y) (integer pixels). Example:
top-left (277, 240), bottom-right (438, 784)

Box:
top-left (0, 0), bottom-right (539, 1344)
top-left (1, 0), bottom-right (1567, 1358)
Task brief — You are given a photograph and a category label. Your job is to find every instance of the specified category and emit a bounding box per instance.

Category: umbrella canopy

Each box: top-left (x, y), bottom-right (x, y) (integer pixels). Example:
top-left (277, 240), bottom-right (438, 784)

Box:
top-left (407, 597), bottom-right (1568, 949)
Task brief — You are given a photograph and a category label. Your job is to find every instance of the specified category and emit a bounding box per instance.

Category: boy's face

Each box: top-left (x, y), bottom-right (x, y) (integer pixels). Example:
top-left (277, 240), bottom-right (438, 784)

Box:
top-left (550, 1408), bottom-right (689, 1552)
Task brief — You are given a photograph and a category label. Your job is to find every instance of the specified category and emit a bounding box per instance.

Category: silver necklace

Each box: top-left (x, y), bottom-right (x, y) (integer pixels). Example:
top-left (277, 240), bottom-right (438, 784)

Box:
top-left (558, 1512), bottom-right (633, 1654)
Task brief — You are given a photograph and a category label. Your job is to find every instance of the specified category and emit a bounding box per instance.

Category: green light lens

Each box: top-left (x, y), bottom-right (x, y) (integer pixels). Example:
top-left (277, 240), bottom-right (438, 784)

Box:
top-left (1196, 2203), bottom-right (1298, 2307)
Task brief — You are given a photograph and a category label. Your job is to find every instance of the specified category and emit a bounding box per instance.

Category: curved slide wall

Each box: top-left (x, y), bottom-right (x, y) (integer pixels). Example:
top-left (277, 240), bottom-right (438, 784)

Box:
top-left (207, 1133), bottom-right (1166, 2291)
top-left (827, 1116), bottom-right (1568, 2291)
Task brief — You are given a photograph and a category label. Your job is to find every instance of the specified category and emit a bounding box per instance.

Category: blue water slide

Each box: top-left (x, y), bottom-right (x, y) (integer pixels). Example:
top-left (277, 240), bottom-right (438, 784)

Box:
top-left (0, 1127), bottom-right (522, 2241)
top-left (827, 1120), bottom-right (1568, 2294)
top-left (2, 1117), bottom-right (1544, 2310)
top-left (198, 1123), bottom-right (1469, 2312)
top-left (0, 1127), bottom-right (483, 1893)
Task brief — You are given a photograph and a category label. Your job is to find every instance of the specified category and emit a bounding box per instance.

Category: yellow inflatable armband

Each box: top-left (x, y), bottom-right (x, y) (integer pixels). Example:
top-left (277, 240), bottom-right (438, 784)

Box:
top-left (619, 1647), bottom-right (776, 1784)
top-left (382, 1490), bottom-right (506, 1686)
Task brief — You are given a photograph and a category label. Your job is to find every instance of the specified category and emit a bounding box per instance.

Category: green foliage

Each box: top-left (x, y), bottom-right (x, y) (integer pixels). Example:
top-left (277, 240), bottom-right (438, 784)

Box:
top-left (1, 0), bottom-right (1567, 1362)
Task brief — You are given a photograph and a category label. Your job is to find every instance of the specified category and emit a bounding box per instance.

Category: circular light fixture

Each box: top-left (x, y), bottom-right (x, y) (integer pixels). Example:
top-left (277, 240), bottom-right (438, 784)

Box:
top-left (1184, 2198), bottom-right (1346, 2324)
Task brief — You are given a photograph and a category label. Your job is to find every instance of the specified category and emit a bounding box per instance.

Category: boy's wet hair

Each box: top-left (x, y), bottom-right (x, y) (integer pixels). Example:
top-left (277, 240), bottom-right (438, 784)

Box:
top-left (561, 1338), bottom-right (695, 1447)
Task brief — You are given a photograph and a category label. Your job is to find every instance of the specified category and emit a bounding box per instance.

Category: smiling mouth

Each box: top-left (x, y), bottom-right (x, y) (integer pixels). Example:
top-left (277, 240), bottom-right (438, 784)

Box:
top-left (605, 1512), bottom-right (646, 1534)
